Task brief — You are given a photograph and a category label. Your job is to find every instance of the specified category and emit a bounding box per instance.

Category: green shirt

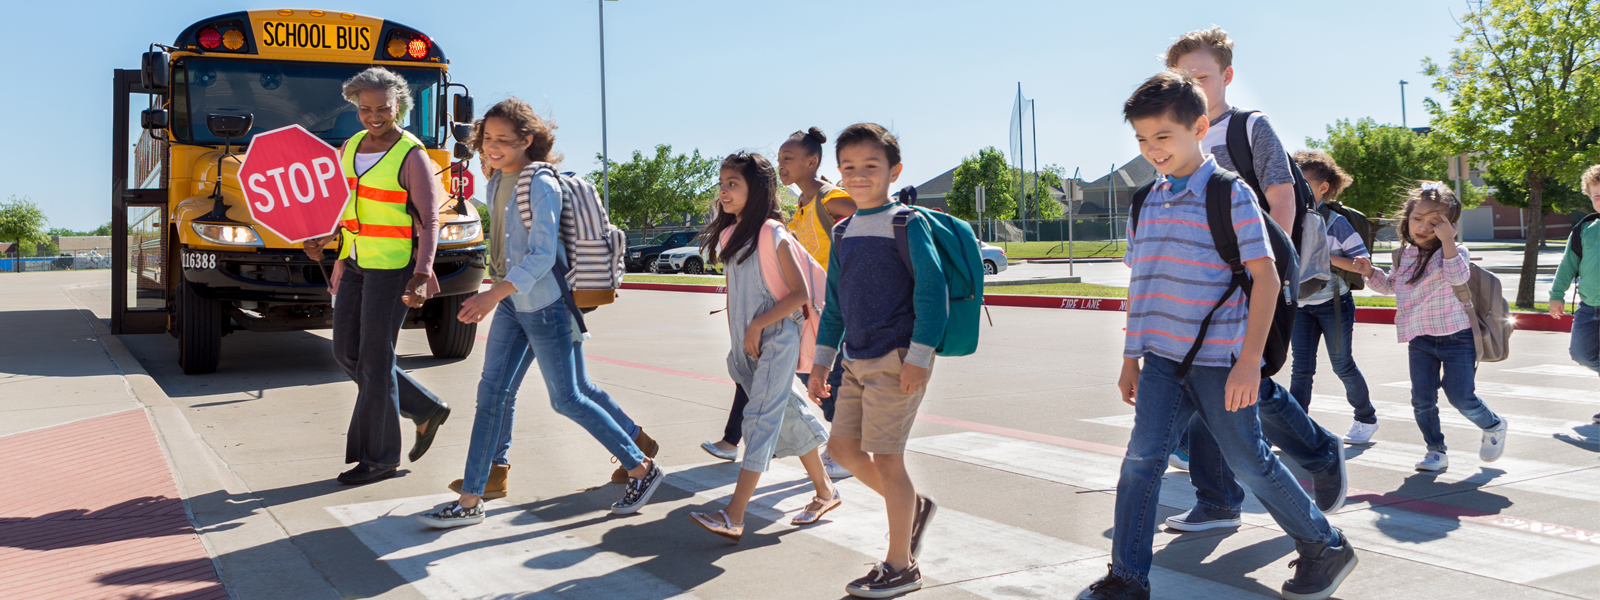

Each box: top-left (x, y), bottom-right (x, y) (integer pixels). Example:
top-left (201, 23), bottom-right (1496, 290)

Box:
top-left (1550, 219), bottom-right (1600, 305)
top-left (487, 169), bottom-right (517, 283)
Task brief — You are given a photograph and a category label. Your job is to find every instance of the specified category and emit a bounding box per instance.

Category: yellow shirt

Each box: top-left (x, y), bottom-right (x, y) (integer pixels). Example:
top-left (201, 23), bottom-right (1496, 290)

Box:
top-left (788, 184), bottom-right (851, 267)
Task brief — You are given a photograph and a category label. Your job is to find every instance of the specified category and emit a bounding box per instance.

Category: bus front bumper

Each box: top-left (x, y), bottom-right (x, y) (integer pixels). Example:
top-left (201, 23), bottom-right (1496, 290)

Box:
top-left (180, 245), bottom-right (486, 304)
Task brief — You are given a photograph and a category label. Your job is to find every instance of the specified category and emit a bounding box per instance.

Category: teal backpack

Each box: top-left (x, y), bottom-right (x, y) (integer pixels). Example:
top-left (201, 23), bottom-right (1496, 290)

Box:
top-left (835, 203), bottom-right (985, 357)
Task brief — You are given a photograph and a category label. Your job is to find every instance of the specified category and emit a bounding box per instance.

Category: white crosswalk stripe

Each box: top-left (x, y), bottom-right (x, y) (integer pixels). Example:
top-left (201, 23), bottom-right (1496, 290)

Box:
top-left (907, 432), bottom-right (1600, 586)
top-left (1382, 380), bottom-right (1600, 406)
top-left (1499, 364), bottom-right (1600, 379)
top-left (671, 459), bottom-right (1274, 599)
top-left (327, 495), bottom-right (701, 600)
top-left (1080, 412), bottom-right (1598, 500)
top-left (1305, 394), bottom-right (1593, 440)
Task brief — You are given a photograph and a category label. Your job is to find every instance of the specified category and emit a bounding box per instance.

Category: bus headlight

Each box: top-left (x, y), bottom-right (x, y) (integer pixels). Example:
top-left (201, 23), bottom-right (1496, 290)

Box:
top-left (191, 222), bottom-right (263, 246)
top-left (439, 217), bottom-right (481, 243)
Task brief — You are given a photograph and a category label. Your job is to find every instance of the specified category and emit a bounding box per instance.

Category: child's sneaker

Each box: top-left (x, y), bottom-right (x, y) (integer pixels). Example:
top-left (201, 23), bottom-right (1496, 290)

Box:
top-left (844, 562), bottom-right (922, 598)
top-left (1164, 505), bottom-right (1241, 532)
top-left (1593, 412), bottom-right (1599, 424)
top-left (1082, 567), bottom-right (1151, 600)
top-left (1479, 418), bottom-right (1508, 462)
top-left (1312, 443), bottom-right (1347, 514)
top-left (611, 460), bottom-right (664, 515)
top-left (1167, 448), bottom-right (1189, 471)
top-left (1342, 421), bottom-right (1379, 445)
top-left (416, 500), bottom-right (485, 529)
top-left (822, 450), bottom-right (853, 480)
top-left (1280, 528), bottom-right (1358, 600)
top-left (1415, 450), bottom-right (1448, 472)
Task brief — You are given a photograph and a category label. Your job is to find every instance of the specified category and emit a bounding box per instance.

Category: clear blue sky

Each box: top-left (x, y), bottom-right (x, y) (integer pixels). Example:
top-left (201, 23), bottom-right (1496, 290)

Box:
top-left (1, 0), bottom-right (1469, 231)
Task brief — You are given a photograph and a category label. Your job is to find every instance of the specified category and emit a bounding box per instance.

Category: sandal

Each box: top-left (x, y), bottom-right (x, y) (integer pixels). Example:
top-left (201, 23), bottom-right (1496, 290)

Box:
top-left (689, 510), bottom-right (744, 543)
top-left (791, 489), bottom-right (842, 526)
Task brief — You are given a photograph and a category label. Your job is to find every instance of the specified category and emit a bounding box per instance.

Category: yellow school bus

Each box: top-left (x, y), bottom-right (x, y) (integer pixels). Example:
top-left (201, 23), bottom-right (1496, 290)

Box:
top-left (113, 9), bottom-right (485, 374)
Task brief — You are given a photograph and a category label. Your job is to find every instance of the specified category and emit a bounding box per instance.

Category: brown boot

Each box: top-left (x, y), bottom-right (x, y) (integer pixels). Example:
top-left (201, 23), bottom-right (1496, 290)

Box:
top-left (449, 464), bottom-right (510, 499)
top-left (611, 429), bottom-right (660, 484)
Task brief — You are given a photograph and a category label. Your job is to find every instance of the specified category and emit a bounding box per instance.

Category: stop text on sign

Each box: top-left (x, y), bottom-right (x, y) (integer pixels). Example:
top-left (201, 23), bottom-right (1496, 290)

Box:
top-left (246, 157), bottom-right (339, 213)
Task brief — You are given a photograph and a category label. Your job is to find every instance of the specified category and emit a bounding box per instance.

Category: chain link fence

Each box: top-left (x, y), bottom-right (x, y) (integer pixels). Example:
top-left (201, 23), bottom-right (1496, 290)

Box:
top-left (1, 249), bottom-right (114, 272)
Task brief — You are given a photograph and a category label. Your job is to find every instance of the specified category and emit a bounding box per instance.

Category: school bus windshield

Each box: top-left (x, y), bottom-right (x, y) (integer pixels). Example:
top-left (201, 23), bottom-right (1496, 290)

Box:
top-left (169, 58), bottom-right (442, 147)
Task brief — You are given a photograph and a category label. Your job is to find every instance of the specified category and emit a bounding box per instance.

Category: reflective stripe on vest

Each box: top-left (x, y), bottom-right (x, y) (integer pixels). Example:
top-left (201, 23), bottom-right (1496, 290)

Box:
top-left (337, 130), bottom-right (422, 269)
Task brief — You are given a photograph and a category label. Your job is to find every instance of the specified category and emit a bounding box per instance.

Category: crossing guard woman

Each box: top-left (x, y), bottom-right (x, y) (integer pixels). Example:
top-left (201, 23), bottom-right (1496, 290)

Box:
top-left (304, 67), bottom-right (451, 485)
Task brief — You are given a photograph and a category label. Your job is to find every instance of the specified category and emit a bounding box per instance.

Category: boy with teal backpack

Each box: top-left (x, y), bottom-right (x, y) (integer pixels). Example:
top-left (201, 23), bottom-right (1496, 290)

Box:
top-left (809, 122), bottom-right (980, 598)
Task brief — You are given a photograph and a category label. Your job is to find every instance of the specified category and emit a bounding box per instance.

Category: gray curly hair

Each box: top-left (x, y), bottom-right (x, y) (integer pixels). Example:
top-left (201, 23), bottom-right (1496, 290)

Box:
top-left (341, 67), bottom-right (412, 116)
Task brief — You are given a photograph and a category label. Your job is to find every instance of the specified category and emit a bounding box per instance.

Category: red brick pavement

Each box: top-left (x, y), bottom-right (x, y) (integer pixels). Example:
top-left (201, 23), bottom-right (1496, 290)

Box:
top-left (0, 409), bottom-right (228, 600)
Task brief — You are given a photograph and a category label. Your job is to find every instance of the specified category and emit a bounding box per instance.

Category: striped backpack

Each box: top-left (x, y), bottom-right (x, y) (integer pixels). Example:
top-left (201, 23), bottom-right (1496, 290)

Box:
top-left (516, 163), bottom-right (626, 309)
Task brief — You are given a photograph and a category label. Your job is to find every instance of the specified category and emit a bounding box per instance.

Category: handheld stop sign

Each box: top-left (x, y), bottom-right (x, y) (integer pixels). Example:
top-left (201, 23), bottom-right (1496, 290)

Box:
top-left (238, 124), bottom-right (351, 243)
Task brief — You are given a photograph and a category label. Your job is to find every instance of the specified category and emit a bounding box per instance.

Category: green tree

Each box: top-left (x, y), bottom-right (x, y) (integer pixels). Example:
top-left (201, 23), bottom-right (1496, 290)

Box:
top-left (90, 222), bottom-right (112, 237)
top-left (1423, 0), bottom-right (1600, 307)
top-left (1019, 164), bottom-right (1067, 219)
top-left (0, 195), bottom-right (48, 272)
top-left (1484, 159), bottom-right (1593, 220)
top-left (1306, 118), bottom-right (1486, 217)
top-left (47, 227), bottom-right (81, 237)
top-left (588, 145), bottom-right (718, 228)
top-left (947, 147), bottom-right (1016, 220)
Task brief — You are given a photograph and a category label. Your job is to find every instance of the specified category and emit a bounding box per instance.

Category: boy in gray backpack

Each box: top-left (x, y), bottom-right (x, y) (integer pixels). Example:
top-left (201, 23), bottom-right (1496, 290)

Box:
top-left (1161, 26), bottom-right (1349, 535)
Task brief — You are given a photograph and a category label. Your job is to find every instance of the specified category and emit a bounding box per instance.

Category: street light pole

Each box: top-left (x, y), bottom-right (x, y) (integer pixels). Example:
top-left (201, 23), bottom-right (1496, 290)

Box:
top-left (599, 0), bottom-right (613, 214)
top-left (1399, 80), bottom-right (1408, 129)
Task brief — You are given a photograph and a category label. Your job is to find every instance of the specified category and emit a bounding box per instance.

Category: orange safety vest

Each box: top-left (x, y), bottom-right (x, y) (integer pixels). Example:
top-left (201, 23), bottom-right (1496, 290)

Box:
top-left (337, 130), bottom-right (422, 269)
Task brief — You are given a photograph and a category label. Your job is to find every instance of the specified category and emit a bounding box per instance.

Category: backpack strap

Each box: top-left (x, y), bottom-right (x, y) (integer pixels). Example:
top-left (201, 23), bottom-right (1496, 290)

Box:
top-left (1569, 213), bottom-right (1600, 261)
top-left (892, 208), bottom-right (916, 279)
top-left (1173, 171), bottom-right (1248, 378)
top-left (1225, 108), bottom-right (1262, 201)
top-left (814, 193), bottom-right (834, 234)
top-left (1129, 182), bottom-right (1156, 239)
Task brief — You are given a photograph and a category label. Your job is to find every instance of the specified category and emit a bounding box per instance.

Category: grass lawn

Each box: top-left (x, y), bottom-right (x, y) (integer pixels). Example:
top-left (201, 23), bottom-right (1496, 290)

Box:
top-left (624, 274), bottom-right (725, 285)
top-left (991, 241), bottom-right (1127, 259)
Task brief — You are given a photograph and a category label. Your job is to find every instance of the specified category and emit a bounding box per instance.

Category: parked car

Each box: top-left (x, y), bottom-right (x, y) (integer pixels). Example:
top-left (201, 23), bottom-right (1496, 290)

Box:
top-left (627, 231), bottom-right (698, 272)
top-left (979, 241), bottom-right (1008, 275)
top-left (655, 245), bottom-right (721, 274)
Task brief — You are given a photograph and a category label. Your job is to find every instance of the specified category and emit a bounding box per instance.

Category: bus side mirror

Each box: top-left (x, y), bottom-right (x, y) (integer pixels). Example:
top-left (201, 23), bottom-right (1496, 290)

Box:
top-left (452, 123), bottom-right (474, 142)
top-left (141, 51), bottom-right (169, 90)
top-left (453, 93), bottom-right (474, 124)
top-left (141, 109), bottom-right (169, 130)
top-left (454, 142), bottom-right (473, 160)
top-left (207, 114), bottom-right (253, 139)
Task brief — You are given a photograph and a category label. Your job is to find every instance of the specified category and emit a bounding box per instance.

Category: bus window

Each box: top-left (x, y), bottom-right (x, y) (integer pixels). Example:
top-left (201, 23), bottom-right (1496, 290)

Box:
top-left (170, 59), bottom-right (442, 147)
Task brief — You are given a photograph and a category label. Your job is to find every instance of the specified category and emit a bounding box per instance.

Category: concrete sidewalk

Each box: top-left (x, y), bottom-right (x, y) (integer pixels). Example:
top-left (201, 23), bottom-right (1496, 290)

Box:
top-left (7, 270), bottom-right (1599, 599)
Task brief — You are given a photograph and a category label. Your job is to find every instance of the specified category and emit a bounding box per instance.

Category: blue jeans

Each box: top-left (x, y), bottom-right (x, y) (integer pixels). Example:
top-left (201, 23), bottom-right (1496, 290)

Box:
top-left (1111, 354), bottom-right (1336, 585)
top-left (1185, 377), bottom-right (1342, 516)
top-left (1409, 329), bottom-right (1502, 453)
top-left (460, 298), bottom-right (644, 496)
top-left (1570, 302), bottom-right (1600, 374)
top-left (1290, 293), bottom-right (1375, 424)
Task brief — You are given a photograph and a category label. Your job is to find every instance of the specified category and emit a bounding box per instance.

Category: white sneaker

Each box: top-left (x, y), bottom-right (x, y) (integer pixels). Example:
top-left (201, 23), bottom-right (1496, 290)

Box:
top-left (821, 451), bottom-right (853, 480)
top-left (1343, 421), bottom-right (1379, 445)
top-left (1480, 418), bottom-right (1508, 462)
top-left (1415, 451), bottom-right (1448, 472)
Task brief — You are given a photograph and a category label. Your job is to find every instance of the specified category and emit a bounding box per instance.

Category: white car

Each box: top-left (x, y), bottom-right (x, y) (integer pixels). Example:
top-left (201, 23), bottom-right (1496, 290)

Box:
top-left (979, 241), bottom-right (1008, 275)
top-left (654, 245), bottom-right (721, 274)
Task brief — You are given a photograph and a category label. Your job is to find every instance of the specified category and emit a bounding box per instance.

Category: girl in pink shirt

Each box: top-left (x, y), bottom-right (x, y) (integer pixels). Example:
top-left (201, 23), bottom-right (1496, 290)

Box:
top-left (1352, 183), bottom-right (1506, 473)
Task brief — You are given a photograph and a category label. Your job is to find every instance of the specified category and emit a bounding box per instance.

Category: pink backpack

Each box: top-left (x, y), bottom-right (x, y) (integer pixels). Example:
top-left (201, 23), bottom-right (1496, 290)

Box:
top-left (722, 220), bottom-right (828, 373)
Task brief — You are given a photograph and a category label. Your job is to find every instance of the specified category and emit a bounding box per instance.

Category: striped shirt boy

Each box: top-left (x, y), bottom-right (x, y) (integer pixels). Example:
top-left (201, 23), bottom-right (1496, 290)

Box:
top-left (1123, 157), bottom-right (1274, 368)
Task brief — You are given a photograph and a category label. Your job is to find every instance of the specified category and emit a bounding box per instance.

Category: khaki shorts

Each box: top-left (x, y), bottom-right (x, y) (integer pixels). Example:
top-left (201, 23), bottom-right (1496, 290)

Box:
top-left (830, 349), bottom-right (933, 454)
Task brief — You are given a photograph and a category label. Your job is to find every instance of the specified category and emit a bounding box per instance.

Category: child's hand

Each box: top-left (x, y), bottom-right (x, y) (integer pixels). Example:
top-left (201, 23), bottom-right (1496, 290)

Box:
top-left (1117, 358), bottom-right (1140, 406)
top-left (743, 323), bottom-right (762, 359)
top-left (1350, 257), bottom-right (1374, 277)
top-left (806, 364), bottom-right (830, 404)
top-left (1431, 216), bottom-right (1457, 242)
top-left (1550, 299), bottom-right (1566, 318)
top-left (1225, 362), bottom-right (1260, 412)
top-left (900, 361), bottom-right (929, 394)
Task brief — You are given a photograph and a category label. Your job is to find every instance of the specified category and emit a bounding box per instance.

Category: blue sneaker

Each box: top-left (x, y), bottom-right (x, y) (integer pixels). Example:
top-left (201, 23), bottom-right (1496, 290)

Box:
top-left (1165, 504), bottom-right (1242, 532)
top-left (1167, 448), bottom-right (1189, 471)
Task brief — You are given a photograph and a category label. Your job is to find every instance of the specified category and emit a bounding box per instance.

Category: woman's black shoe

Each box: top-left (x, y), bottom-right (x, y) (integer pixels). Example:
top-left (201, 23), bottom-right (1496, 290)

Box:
top-left (409, 403), bottom-right (451, 462)
top-left (1083, 566), bottom-right (1150, 600)
top-left (337, 464), bottom-right (397, 485)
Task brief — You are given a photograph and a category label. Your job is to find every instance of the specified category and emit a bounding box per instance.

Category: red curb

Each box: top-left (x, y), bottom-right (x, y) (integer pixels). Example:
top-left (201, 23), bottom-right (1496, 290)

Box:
top-left (617, 283), bottom-right (1575, 332)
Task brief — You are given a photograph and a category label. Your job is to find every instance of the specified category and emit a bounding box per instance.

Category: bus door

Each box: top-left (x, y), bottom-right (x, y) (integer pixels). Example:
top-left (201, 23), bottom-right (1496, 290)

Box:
top-left (112, 68), bottom-right (169, 335)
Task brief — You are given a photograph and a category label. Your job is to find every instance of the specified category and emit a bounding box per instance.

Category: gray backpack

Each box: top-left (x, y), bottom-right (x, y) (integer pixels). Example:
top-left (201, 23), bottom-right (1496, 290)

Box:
top-left (1392, 247), bottom-right (1512, 362)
